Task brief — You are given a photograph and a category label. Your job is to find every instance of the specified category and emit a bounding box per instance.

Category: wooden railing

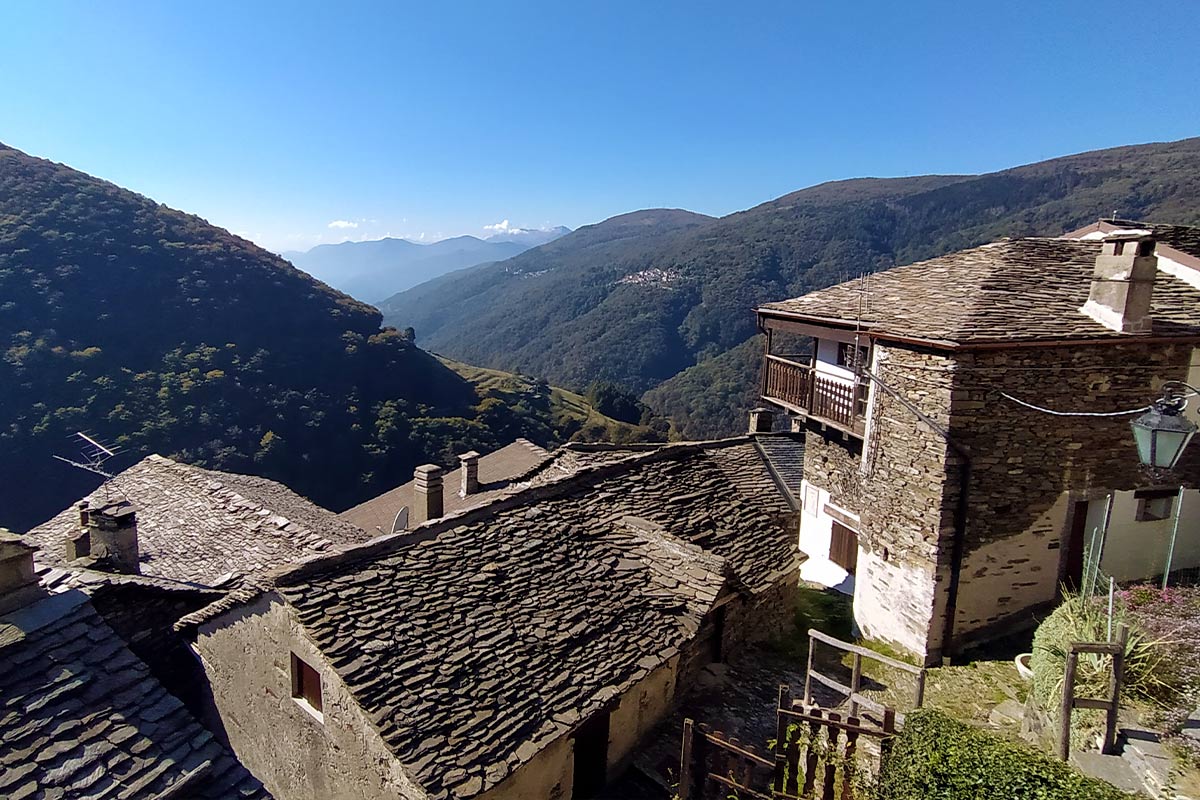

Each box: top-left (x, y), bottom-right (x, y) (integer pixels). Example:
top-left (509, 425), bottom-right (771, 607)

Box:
top-left (804, 629), bottom-right (926, 723)
top-left (679, 685), bottom-right (897, 800)
top-left (762, 357), bottom-right (867, 436)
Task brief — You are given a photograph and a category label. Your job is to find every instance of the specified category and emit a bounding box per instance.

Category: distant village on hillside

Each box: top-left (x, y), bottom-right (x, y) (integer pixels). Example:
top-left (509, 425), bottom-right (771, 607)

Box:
top-left (5, 215), bottom-right (1200, 799)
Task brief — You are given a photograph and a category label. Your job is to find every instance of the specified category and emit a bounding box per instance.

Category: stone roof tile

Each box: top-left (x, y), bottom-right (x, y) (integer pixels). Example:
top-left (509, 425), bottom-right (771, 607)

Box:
top-left (27, 455), bottom-right (370, 587)
top-left (759, 237), bottom-right (1200, 346)
top-left (0, 591), bottom-right (271, 799)
top-left (245, 439), bottom-right (801, 799)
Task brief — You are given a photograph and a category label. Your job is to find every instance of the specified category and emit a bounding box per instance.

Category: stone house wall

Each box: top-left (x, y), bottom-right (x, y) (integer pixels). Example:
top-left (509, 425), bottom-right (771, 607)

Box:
top-left (195, 595), bottom-right (429, 800)
top-left (947, 341), bottom-right (1200, 643)
top-left (802, 342), bottom-right (959, 663)
top-left (801, 338), bottom-right (1200, 663)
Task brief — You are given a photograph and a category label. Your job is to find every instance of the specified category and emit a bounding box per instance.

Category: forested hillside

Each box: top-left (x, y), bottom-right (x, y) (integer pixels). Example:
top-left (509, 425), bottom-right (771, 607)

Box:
top-left (380, 138), bottom-right (1200, 436)
top-left (0, 144), bottom-right (555, 530)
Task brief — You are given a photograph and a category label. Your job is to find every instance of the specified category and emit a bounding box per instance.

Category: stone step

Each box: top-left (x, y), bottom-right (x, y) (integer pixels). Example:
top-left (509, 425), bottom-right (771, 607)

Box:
top-left (1070, 750), bottom-right (1145, 795)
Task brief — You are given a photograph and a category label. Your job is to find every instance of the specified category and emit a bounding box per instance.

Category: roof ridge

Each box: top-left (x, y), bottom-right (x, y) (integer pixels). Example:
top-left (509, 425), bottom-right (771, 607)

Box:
top-left (268, 436), bottom-right (757, 588)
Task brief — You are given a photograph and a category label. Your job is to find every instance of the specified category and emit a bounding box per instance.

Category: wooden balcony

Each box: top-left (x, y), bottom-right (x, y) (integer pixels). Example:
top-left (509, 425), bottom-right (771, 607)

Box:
top-left (762, 355), bottom-right (867, 437)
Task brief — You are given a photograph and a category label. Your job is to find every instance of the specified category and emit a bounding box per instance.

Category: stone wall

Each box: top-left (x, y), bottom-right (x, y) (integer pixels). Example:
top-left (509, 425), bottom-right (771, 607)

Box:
top-left (802, 343), bottom-right (959, 663)
top-left (195, 595), bottom-right (429, 800)
top-left (948, 341), bottom-right (1200, 640)
top-left (801, 338), bottom-right (1200, 663)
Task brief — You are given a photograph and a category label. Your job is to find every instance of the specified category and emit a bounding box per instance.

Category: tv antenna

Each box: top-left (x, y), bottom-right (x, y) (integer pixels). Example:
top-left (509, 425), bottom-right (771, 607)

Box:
top-left (53, 432), bottom-right (126, 502)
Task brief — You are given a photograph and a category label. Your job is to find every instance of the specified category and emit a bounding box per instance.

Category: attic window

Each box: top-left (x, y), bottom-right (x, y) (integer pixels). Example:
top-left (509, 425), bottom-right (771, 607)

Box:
top-left (1112, 241), bottom-right (1126, 256)
top-left (291, 653), bottom-right (323, 719)
top-left (1134, 489), bottom-right (1176, 522)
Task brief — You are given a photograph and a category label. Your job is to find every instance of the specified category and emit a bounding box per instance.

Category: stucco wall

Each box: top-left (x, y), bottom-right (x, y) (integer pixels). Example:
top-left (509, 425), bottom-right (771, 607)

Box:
top-left (195, 594), bottom-right (428, 800)
top-left (607, 658), bottom-right (679, 774)
top-left (478, 657), bottom-right (681, 800)
top-left (1099, 488), bottom-right (1200, 581)
top-left (797, 479), bottom-right (856, 591)
top-left (477, 732), bottom-right (573, 800)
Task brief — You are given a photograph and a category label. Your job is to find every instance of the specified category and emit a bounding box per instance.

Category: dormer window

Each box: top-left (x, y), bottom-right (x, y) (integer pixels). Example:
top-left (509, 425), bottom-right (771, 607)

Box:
top-left (291, 653), bottom-right (323, 720)
top-left (1112, 240), bottom-right (1125, 256)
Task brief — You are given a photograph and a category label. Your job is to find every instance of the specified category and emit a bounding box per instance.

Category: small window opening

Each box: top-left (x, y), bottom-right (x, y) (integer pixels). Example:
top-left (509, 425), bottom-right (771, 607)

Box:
top-left (291, 653), bottom-right (323, 716)
top-left (830, 521), bottom-right (859, 575)
top-left (1112, 241), bottom-right (1126, 256)
top-left (836, 342), bottom-right (869, 371)
top-left (1134, 489), bottom-right (1176, 522)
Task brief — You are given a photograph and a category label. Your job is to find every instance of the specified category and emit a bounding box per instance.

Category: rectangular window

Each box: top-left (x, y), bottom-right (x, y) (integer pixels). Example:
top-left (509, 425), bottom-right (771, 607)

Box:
top-left (291, 653), bottom-right (323, 715)
top-left (1134, 489), bottom-right (1177, 522)
top-left (836, 342), bottom-right (868, 371)
top-left (830, 522), bottom-right (858, 575)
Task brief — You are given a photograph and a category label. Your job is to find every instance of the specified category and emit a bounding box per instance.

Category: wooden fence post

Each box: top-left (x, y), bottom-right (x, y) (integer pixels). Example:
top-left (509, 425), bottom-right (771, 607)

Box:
top-left (1104, 624), bottom-right (1129, 754)
top-left (804, 631), bottom-right (816, 704)
top-left (849, 652), bottom-right (862, 715)
top-left (680, 718), bottom-right (695, 800)
top-left (1059, 649), bottom-right (1079, 760)
top-left (914, 669), bottom-right (927, 708)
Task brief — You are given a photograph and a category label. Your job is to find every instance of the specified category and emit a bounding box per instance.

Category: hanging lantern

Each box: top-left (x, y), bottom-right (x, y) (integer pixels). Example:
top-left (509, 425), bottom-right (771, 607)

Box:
top-left (1131, 388), bottom-right (1198, 469)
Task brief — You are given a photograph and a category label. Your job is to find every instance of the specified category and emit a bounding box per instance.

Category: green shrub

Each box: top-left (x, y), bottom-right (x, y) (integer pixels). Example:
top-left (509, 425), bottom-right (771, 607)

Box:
top-left (1030, 593), bottom-right (1171, 750)
top-left (877, 709), bottom-right (1135, 799)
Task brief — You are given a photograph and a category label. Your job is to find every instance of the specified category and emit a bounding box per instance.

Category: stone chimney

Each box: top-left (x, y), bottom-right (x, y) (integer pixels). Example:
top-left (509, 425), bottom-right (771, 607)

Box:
top-left (70, 500), bottom-right (91, 560)
top-left (0, 531), bottom-right (43, 614)
top-left (86, 500), bottom-right (140, 574)
top-left (749, 407), bottom-right (775, 434)
top-left (412, 464), bottom-right (444, 526)
top-left (459, 451), bottom-right (481, 497)
top-left (1080, 232), bottom-right (1158, 334)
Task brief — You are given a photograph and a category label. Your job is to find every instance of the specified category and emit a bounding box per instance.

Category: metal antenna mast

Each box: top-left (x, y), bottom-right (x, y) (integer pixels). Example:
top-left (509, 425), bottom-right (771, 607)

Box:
top-left (53, 432), bottom-right (126, 502)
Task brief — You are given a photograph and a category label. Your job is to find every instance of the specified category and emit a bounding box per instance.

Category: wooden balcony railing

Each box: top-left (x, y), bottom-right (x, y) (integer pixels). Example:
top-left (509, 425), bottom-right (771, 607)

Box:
top-left (762, 355), bottom-right (867, 436)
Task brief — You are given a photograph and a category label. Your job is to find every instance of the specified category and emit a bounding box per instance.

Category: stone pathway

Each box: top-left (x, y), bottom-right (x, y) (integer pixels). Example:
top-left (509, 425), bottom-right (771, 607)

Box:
top-left (1070, 716), bottom-right (1200, 800)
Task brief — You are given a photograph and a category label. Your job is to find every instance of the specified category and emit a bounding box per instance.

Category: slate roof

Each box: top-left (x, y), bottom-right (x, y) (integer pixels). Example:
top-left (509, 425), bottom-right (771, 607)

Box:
top-left (1099, 219), bottom-right (1200, 261)
top-left (189, 437), bottom-right (804, 800)
top-left (758, 237), bottom-right (1200, 347)
top-left (0, 589), bottom-right (270, 800)
top-left (339, 438), bottom-right (551, 533)
top-left (28, 454), bottom-right (370, 587)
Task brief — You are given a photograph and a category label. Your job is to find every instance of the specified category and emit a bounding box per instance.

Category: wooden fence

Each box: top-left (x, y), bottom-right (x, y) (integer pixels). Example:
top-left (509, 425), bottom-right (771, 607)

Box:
top-left (679, 686), bottom-right (896, 800)
top-left (804, 629), bottom-right (926, 722)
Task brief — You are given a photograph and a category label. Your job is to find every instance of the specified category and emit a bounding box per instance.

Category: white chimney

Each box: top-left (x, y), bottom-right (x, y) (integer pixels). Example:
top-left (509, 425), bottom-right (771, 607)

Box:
top-left (1080, 232), bottom-right (1157, 334)
top-left (412, 464), bottom-right (444, 526)
top-left (458, 451), bottom-right (481, 497)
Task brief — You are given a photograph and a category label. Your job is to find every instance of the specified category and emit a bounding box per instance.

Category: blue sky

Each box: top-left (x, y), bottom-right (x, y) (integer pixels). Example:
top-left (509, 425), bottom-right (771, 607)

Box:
top-left (2, 1), bottom-right (1198, 252)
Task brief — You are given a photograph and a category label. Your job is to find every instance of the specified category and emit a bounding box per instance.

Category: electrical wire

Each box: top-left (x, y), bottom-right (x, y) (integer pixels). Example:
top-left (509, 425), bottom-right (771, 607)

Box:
top-left (996, 392), bottom-right (1151, 417)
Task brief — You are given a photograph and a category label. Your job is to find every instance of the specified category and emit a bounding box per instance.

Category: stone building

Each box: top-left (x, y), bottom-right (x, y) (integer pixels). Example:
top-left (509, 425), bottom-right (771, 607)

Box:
top-left (0, 532), bottom-right (273, 799)
top-left (28, 453), bottom-right (372, 587)
top-left (175, 436), bottom-right (804, 800)
top-left (757, 221), bottom-right (1200, 664)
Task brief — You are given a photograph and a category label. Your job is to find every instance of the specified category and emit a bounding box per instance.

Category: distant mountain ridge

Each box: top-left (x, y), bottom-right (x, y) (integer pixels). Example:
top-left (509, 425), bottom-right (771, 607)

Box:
top-left (285, 227), bottom-right (570, 302)
top-left (377, 137), bottom-right (1200, 437)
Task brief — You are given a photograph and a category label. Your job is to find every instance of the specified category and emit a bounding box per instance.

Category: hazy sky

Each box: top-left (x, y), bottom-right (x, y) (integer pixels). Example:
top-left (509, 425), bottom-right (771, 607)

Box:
top-left (3, 0), bottom-right (1199, 252)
